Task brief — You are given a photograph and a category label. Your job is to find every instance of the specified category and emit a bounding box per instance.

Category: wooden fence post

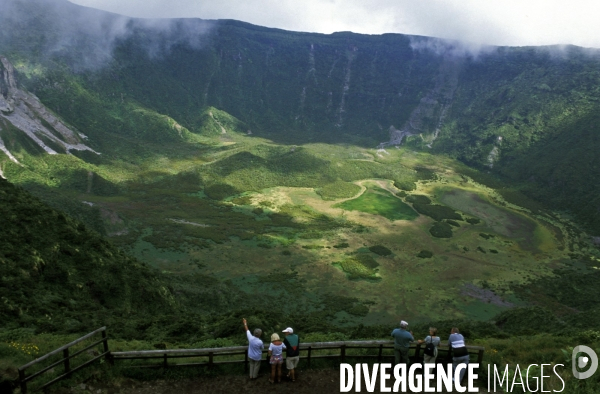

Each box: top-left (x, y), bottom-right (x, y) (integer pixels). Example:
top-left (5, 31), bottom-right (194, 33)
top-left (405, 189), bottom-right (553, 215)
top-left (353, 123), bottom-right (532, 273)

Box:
top-left (17, 327), bottom-right (113, 392)
top-left (101, 329), bottom-right (110, 362)
top-left (19, 369), bottom-right (27, 394)
top-left (417, 343), bottom-right (423, 362)
top-left (378, 344), bottom-right (383, 363)
top-left (63, 348), bottom-right (71, 375)
top-left (307, 346), bottom-right (312, 368)
top-left (244, 351), bottom-right (248, 373)
top-left (340, 345), bottom-right (346, 364)
top-left (209, 352), bottom-right (214, 368)
top-left (163, 353), bottom-right (168, 368)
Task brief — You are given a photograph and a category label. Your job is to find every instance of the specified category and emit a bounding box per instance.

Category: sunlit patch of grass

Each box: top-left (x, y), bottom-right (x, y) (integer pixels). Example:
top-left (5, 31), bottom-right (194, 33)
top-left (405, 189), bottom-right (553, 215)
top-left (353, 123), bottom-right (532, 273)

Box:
top-left (316, 180), bottom-right (362, 200)
top-left (333, 254), bottom-right (381, 281)
top-left (334, 186), bottom-right (418, 221)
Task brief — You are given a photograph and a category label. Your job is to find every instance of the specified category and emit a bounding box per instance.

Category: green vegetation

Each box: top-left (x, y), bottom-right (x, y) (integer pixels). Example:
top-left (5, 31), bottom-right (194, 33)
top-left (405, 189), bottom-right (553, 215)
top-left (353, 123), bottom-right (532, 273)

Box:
top-left (433, 56), bottom-right (600, 234)
top-left (204, 184), bottom-right (240, 200)
top-left (405, 194), bottom-right (432, 204)
top-left (316, 181), bottom-right (361, 200)
top-left (3, 0), bottom-right (600, 238)
top-left (2, 3), bottom-right (600, 390)
top-left (393, 180), bottom-right (416, 191)
top-left (413, 203), bottom-right (462, 222)
top-left (0, 178), bottom-right (377, 345)
top-left (334, 186), bottom-right (418, 220)
top-left (333, 254), bottom-right (380, 280)
top-left (368, 245), bottom-right (392, 256)
top-left (0, 178), bottom-right (174, 334)
top-left (417, 250), bottom-right (433, 258)
top-left (429, 222), bottom-right (454, 238)
top-left (414, 167), bottom-right (437, 181)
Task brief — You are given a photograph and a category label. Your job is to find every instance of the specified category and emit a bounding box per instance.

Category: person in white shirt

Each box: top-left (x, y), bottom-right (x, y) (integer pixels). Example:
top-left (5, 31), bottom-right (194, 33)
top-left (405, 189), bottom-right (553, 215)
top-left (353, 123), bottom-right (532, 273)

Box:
top-left (417, 327), bottom-right (441, 364)
top-left (448, 327), bottom-right (469, 383)
top-left (268, 333), bottom-right (286, 383)
top-left (243, 318), bottom-right (264, 379)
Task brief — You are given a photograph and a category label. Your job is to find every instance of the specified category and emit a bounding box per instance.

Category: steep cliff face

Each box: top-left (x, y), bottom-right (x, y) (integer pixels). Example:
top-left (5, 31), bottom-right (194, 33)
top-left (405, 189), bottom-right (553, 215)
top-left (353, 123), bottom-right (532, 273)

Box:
top-left (2, 0), bottom-right (600, 233)
top-left (0, 56), bottom-right (98, 164)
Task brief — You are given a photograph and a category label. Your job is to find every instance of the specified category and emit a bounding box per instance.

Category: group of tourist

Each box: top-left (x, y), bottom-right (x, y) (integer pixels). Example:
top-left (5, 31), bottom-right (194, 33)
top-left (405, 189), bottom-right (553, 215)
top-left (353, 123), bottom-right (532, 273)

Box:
top-left (242, 318), bottom-right (300, 384)
top-left (242, 318), bottom-right (470, 384)
top-left (391, 320), bottom-right (470, 382)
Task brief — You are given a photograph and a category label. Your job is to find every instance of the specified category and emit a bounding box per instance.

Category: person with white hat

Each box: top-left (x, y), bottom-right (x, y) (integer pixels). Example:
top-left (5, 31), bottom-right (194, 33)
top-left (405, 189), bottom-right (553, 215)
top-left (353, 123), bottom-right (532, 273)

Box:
top-left (391, 320), bottom-right (414, 365)
top-left (282, 327), bottom-right (300, 382)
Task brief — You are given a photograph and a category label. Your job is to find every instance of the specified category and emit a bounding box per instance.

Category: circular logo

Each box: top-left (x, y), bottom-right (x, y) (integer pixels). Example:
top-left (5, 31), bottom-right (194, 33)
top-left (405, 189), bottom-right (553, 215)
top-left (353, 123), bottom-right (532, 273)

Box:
top-left (572, 345), bottom-right (598, 379)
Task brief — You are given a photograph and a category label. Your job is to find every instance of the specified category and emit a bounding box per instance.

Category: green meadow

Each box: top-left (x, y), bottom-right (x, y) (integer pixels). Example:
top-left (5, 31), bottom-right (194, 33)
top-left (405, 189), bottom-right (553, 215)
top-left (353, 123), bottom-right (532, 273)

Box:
top-left (334, 184), bottom-right (419, 221)
top-left (4, 124), bottom-right (589, 329)
top-left (3, 7), bottom-right (600, 390)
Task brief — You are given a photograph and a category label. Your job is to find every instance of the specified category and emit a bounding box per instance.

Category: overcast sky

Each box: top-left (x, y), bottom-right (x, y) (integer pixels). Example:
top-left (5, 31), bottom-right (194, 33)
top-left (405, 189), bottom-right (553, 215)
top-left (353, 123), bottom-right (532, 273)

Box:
top-left (69, 0), bottom-right (600, 48)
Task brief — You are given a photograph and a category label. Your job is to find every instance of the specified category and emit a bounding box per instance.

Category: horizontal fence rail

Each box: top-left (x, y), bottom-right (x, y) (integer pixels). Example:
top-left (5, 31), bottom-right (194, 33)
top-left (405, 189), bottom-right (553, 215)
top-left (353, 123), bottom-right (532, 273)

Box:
top-left (18, 327), bottom-right (109, 393)
top-left (111, 340), bottom-right (485, 370)
top-left (19, 329), bottom-right (485, 392)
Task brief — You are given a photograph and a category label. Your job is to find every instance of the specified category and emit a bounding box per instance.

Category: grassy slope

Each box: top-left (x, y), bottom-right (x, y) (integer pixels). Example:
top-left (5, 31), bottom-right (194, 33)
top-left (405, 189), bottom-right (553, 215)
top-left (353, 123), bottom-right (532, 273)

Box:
top-left (0, 178), bottom-right (174, 334)
top-left (4, 1), bottom-right (600, 232)
top-left (0, 3), bottom-right (600, 390)
top-left (434, 46), bottom-right (600, 233)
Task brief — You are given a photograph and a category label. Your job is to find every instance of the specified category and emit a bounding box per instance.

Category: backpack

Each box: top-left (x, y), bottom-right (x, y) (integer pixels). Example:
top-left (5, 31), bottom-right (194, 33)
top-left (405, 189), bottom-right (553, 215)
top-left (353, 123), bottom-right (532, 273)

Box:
top-left (424, 337), bottom-right (436, 357)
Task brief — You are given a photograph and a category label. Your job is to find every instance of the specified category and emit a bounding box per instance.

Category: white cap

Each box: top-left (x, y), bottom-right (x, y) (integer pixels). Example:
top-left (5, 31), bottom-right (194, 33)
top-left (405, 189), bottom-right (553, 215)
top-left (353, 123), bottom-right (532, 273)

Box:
top-left (400, 320), bottom-right (408, 327)
top-left (282, 327), bottom-right (294, 334)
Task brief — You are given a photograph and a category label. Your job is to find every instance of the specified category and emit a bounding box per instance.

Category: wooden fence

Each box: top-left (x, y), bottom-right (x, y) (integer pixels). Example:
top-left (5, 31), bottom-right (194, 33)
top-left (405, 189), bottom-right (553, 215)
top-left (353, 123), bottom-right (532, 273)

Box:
top-left (110, 340), bottom-right (485, 370)
top-left (17, 327), bottom-right (109, 393)
top-left (18, 328), bottom-right (485, 392)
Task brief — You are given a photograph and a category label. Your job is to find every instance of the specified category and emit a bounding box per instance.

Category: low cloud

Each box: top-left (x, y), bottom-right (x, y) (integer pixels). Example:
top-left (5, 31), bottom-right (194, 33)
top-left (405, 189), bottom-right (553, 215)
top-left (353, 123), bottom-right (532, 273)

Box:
top-left (408, 36), bottom-right (496, 59)
top-left (71, 0), bottom-right (600, 49)
top-left (0, 0), bottom-right (215, 71)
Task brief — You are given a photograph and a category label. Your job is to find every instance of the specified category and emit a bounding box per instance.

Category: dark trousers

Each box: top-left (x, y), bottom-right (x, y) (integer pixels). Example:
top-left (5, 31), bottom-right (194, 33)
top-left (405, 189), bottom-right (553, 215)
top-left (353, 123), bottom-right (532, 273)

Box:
top-left (394, 346), bottom-right (410, 365)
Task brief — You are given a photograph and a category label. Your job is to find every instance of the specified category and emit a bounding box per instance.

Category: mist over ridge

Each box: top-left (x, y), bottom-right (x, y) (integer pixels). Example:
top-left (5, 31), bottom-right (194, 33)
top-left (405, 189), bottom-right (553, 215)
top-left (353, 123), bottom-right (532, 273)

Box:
top-left (3, 5), bottom-right (600, 387)
top-left (0, 0), bottom-right (218, 71)
top-left (2, 0), bottom-right (600, 234)
top-left (3, 0), bottom-right (598, 73)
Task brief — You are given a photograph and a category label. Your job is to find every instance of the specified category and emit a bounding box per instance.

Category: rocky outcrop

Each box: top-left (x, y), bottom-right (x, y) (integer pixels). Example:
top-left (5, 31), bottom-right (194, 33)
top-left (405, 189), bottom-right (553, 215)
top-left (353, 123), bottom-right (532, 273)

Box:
top-left (380, 53), bottom-right (462, 148)
top-left (0, 56), bottom-right (99, 159)
top-left (0, 57), bottom-right (16, 114)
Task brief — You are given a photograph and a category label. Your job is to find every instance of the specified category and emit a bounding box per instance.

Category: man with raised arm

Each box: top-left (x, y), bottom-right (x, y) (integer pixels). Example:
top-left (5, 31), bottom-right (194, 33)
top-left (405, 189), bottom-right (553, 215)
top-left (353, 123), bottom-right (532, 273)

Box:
top-left (243, 318), bottom-right (264, 380)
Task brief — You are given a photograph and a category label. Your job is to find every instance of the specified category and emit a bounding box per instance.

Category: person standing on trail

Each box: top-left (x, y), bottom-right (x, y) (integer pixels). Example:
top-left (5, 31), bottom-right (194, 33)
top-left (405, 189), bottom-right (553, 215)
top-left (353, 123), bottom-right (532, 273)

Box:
top-left (417, 327), bottom-right (440, 364)
top-left (391, 320), bottom-right (414, 365)
top-left (268, 333), bottom-right (286, 383)
top-left (243, 318), bottom-right (264, 380)
top-left (448, 327), bottom-right (469, 383)
top-left (282, 327), bottom-right (300, 382)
